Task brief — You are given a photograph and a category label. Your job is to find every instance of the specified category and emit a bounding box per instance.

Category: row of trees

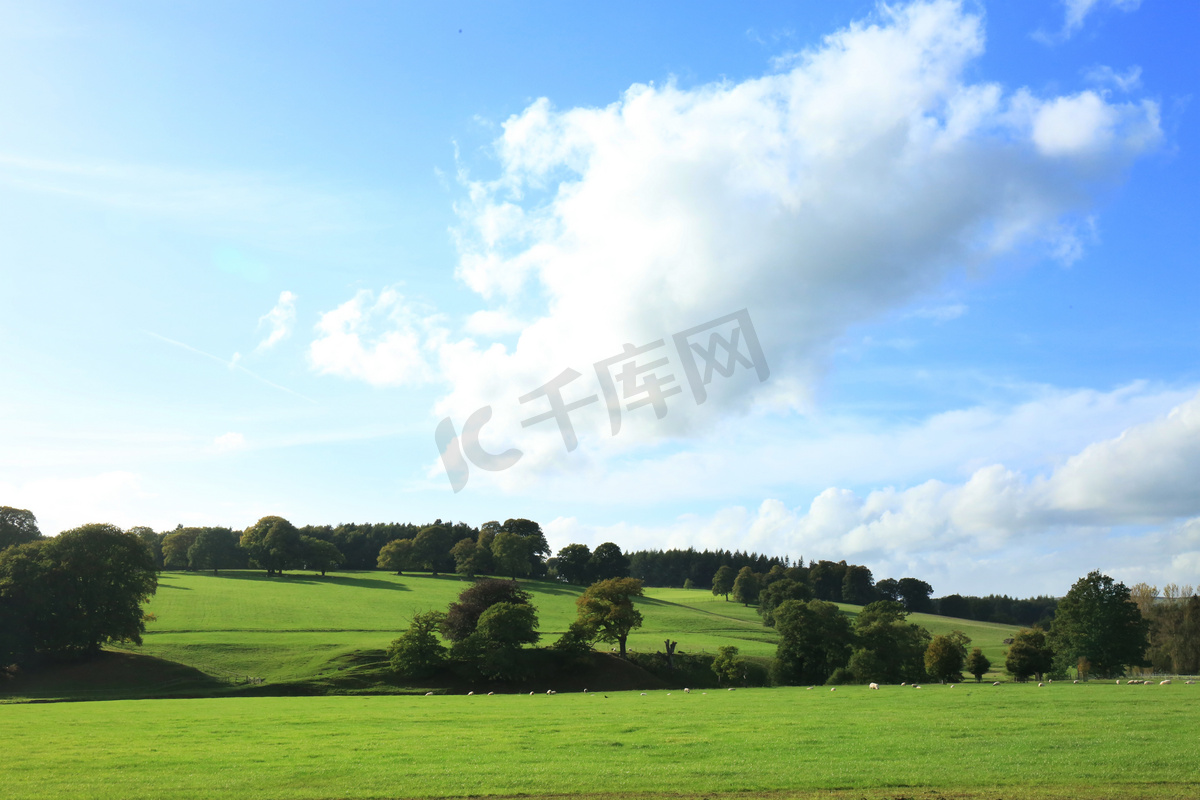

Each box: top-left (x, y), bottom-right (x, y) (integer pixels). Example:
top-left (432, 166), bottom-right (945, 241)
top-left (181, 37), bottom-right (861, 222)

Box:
top-left (711, 563), bottom-right (937, 616)
top-left (387, 577), bottom-right (647, 681)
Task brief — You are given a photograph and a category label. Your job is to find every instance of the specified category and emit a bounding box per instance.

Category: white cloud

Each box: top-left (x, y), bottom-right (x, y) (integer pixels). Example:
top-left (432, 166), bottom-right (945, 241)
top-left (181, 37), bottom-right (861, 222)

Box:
top-left (255, 290), bottom-right (297, 352)
top-left (545, 390), bottom-right (1200, 595)
top-left (1059, 0), bottom-right (1142, 40)
top-left (308, 288), bottom-right (439, 387)
top-left (427, 0), bottom-right (1161, 482)
top-left (1085, 65), bottom-right (1143, 93)
top-left (463, 309), bottom-right (527, 337)
top-left (212, 432), bottom-right (247, 452)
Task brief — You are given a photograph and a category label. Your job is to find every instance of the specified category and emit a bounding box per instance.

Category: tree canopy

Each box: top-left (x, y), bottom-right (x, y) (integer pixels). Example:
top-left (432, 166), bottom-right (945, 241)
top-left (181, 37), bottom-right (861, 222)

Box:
top-left (576, 577), bottom-right (644, 657)
top-left (1050, 571), bottom-right (1149, 678)
top-left (0, 523), bottom-right (157, 664)
top-left (772, 599), bottom-right (854, 686)
top-left (0, 507), bottom-right (42, 552)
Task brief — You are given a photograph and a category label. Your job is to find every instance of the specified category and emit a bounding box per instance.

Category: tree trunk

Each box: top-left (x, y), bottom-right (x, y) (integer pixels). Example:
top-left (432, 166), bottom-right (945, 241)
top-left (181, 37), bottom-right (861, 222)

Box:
top-left (618, 636), bottom-right (627, 658)
top-left (664, 639), bottom-right (677, 669)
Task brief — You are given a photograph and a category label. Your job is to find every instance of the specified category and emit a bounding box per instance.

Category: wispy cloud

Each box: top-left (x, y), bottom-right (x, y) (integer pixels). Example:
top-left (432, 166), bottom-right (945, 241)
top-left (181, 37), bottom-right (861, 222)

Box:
top-left (255, 290), bottom-right (298, 352)
top-left (1036, 0), bottom-right (1142, 44)
top-left (145, 331), bottom-right (316, 403)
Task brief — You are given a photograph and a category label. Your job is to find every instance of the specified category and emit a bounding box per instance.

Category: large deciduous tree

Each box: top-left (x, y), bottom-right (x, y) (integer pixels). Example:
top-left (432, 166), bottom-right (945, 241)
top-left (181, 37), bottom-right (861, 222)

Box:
top-left (925, 631), bottom-right (971, 683)
top-left (387, 611), bottom-right (447, 678)
top-left (1005, 627), bottom-right (1054, 681)
top-left (772, 599), bottom-right (854, 686)
top-left (847, 600), bottom-right (930, 684)
top-left (377, 538), bottom-right (416, 574)
top-left (240, 516), bottom-right (302, 576)
top-left (711, 565), bottom-right (736, 601)
top-left (490, 532), bottom-right (532, 580)
top-left (897, 578), bottom-right (935, 613)
top-left (411, 525), bottom-right (456, 575)
top-left (588, 542), bottom-right (630, 581)
top-left (442, 579), bottom-right (533, 643)
top-left (1049, 571), bottom-right (1149, 678)
top-left (301, 536), bottom-right (344, 576)
top-left (841, 565), bottom-right (877, 606)
top-left (0, 523), bottom-right (157, 663)
top-left (576, 577), bottom-right (644, 657)
top-left (732, 566), bottom-right (759, 606)
top-left (553, 543), bottom-right (593, 585)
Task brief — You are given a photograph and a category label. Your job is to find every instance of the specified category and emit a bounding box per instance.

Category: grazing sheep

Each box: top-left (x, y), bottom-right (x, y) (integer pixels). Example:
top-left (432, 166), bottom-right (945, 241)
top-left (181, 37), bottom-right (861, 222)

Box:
top-left (1038, 682), bottom-right (1044, 687)
top-left (914, 685), bottom-right (922, 689)
top-left (1187, 680), bottom-right (1196, 685)
top-left (425, 692), bottom-right (434, 696)
top-left (640, 692), bottom-right (647, 696)
top-left (728, 688), bottom-right (734, 691)
top-left (487, 692), bottom-right (494, 696)
top-left (1073, 680), bottom-right (1079, 684)
top-left (806, 686), bottom-right (813, 690)
top-left (684, 688), bottom-right (690, 693)
top-left (993, 682), bottom-right (1000, 686)
top-left (1160, 680), bottom-right (1172, 685)
top-left (830, 687), bottom-right (836, 692)
top-left (529, 692), bottom-right (534, 696)
top-left (949, 685), bottom-right (955, 689)
top-left (869, 683), bottom-right (879, 690)
top-left (467, 691), bottom-right (474, 696)
top-left (900, 682), bottom-right (907, 687)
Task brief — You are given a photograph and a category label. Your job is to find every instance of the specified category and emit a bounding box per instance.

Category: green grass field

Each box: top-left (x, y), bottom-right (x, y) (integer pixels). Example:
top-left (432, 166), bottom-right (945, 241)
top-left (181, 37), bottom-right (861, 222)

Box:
top-left (102, 571), bottom-right (1018, 688)
top-left (3, 682), bottom-right (1197, 800)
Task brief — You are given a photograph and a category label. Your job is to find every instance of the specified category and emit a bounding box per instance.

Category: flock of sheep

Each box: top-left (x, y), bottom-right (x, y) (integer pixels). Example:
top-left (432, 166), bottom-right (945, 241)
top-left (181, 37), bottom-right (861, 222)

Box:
top-left (422, 678), bottom-right (1195, 696)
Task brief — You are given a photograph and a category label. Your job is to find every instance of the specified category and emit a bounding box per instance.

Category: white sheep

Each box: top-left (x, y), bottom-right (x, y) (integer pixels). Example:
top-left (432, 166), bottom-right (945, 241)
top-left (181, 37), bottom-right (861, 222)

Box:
top-left (683, 688), bottom-right (690, 693)
top-left (487, 692), bottom-right (494, 696)
top-left (1160, 679), bottom-right (1171, 685)
top-left (900, 682), bottom-right (907, 687)
top-left (1038, 682), bottom-right (1044, 687)
top-left (467, 691), bottom-right (474, 696)
top-left (425, 692), bottom-right (434, 696)
top-left (1187, 680), bottom-right (1196, 684)
top-left (869, 683), bottom-right (879, 690)
top-left (1073, 680), bottom-right (1079, 684)
top-left (830, 687), bottom-right (836, 692)
top-left (993, 682), bottom-right (1000, 686)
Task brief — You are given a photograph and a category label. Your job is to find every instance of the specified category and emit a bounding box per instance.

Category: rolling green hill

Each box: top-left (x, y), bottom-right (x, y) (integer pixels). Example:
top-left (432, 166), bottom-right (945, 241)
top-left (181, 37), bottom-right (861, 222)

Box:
top-left (4, 570), bottom-right (1020, 701)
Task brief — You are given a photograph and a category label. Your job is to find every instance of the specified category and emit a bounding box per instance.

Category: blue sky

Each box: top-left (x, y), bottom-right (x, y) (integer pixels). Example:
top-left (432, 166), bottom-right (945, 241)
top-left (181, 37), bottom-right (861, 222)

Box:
top-left (1, 0), bottom-right (1197, 596)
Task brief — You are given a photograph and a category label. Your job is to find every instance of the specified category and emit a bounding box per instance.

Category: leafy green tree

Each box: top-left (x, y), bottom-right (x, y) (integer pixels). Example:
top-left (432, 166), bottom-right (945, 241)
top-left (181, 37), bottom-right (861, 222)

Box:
top-left (501, 518), bottom-right (550, 577)
top-left (490, 531), bottom-right (531, 580)
top-left (588, 542), bottom-right (630, 581)
top-left (0, 507), bottom-right (42, 552)
top-left (966, 647), bottom-right (991, 682)
top-left (240, 516), bottom-right (302, 576)
top-left (848, 600), bottom-right (930, 684)
top-left (412, 525), bottom-right (456, 575)
top-left (712, 645), bottom-right (744, 686)
top-left (808, 560), bottom-right (847, 602)
top-left (162, 527), bottom-right (201, 570)
top-left (841, 565), bottom-right (876, 605)
top-left (732, 566), bottom-right (759, 606)
top-left (875, 578), bottom-right (900, 601)
top-left (552, 543), bottom-right (592, 585)
top-left (771, 599), bottom-right (854, 686)
top-left (451, 538), bottom-right (484, 579)
top-left (301, 536), bottom-right (344, 576)
top-left (759, 578), bottom-right (813, 627)
top-left (576, 577), bottom-right (644, 657)
top-left (1049, 571), bottom-right (1149, 678)
top-left (377, 538), bottom-right (416, 574)
top-left (475, 602), bottom-right (539, 649)
top-left (0, 524), bottom-right (157, 663)
top-left (387, 611), bottom-right (447, 678)
top-left (925, 631), bottom-right (970, 683)
top-left (897, 578), bottom-right (935, 613)
top-left (711, 565), bottom-right (736, 601)
top-left (1006, 627), bottom-right (1054, 681)
top-left (1173, 595), bottom-right (1200, 674)
top-left (551, 621), bottom-right (596, 658)
top-left (938, 594), bottom-right (971, 619)
top-left (187, 528), bottom-right (240, 574)
top-left (442, 579), bottom-right (533, 642)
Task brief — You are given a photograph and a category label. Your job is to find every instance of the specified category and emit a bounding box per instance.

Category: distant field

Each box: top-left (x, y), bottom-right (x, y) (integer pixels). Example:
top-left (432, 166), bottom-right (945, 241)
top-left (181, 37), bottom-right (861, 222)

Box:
top-left (3, 683), bottom-right (1196, 800)
top-left (118, 571), bottom-right (1018, 685)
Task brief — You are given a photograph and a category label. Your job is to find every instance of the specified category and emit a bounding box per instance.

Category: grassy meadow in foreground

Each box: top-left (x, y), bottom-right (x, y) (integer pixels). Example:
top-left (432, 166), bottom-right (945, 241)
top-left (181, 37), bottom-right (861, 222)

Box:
top-left (3, 682), bottom-right (1197, 800)
top-left (111, 570), bottom-right (1018, 687)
